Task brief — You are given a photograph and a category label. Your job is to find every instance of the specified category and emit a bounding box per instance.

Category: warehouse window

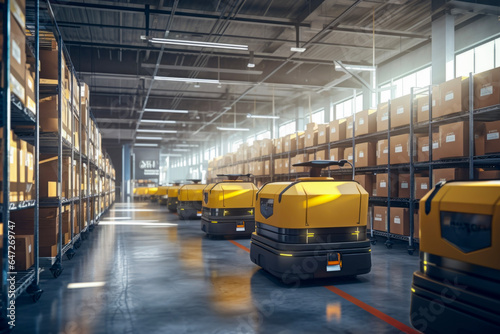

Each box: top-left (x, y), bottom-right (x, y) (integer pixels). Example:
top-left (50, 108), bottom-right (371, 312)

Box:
top-left (333, 94), bottom-right (363, 120)
top-left (305, 108), bottom-right (324, 126)
top-left (246, 136), bottom-right (255, 146)
top-left (456, 38), bottom-right (499, 77)
top-left (256, 131), bottom-right (271, 140)
top-left (209, 147), bottom-right (216, 160)
top-left (229, 139), bottom-right (242, 153)
top-left (379, 67), bottom-right (431, 102)
top-left (279, 121), bottom-right (296, 137)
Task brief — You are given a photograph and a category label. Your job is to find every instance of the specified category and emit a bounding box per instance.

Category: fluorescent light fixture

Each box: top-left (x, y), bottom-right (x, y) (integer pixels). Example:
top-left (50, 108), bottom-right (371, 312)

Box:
top-left (144, 36), bottom-right (248, 51)
top-left (335, 64), bottom-right (376, 72)
top-left (154, 76), bottom-right (220, 84)
top-left (217, 127), bottom-right (250, 131)
top-left (144, 108), bottom-right (189, 114)
top-left (134, 143), bottom-right (158, 147)
top-left (193, 82), bottom-right (200, 88)
top-left (68, 282), bottom-right (106, 289)
top-left (223, 107), bottom-right (232, 111)
top-left (137, 129), bottom-right (177, 133)
top-left (165, 154), bottom-right (183, 157)
top-left (172, 148), bottom-right (190, 152)
top-left (102, 217), bottom-right (132, 220)
top-left (291, 47), bottom-right (306, 53)
top-left (141, 119), bottom-right (176, 124)
top-left (175, 144), bottom-right (199, 147)
top-left (246, 114), bottom-right (280, 119)
top-left (136, 136), bottom-right (163, 140)
top-left (247, 63), bottom-right (255, 68)
top-left (247, 51), bottom-right (255, 68)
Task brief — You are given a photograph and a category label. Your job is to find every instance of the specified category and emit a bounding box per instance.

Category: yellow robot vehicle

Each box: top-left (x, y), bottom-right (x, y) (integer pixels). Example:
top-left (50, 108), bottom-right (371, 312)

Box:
top-left (148, 186), bottom-right (159, 202)
top-left (177, 180), bottom-right (206, 220)
top-left (250, 160), bottom-right (371, 280)
top-left (167, 182), bottom-right (181, 213)
top-left (157, 186), bottom-right (169, 206)
top-left (410, 180), bottom-right (500, 333)
top-left (201, 174), bottom-right (258, 238)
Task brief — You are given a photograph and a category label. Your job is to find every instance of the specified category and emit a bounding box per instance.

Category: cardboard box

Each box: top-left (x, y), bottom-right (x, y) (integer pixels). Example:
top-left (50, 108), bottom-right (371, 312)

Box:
top-left (376, 139), bottom-right (389, 165)
top-left (254, 161), bottom-right (264, 176)
top-left (355, 174), bottom-right (373, 196)
top-left (377, 102), bottom-right (389, 132)
top-left (297, 132), bottom-right (305, 149)
top-left (346, 110), bottom-right (377, 138)
top-left (416, 86), bottom-right (440, 123)
top-left (317, 124), bottom-right (329, 145)
top-left (439, 121), bottom-right (469, 159)
top-left (355, 142), bottom-right (376, 167)
top-left (0, 130), bottom-right (19, 202)
top-left (25, 67), bottom-right (36, 114)
top-left (284, 133), bottom-right (297, 152)
top-left (39, 96), bottom-right (72, 142)
top-left (283, 159), bottom-right (290, 174)
top-left (329, 119), bottom-right (346, 142)
top-left (477, 169), bottom-right (500, 180)
top-left (11, 207), bottom-right (61, 246)
top-left (1, 0), bottom-right (26, 28)
top-left (398, 174), bottom-right (411, 198)
top-left (390, 94), bottom-right (412, 128)
top-left (474, 67), bottom-right (500, 110)
top-left (373, 206), bottom-right (387, 231)
top-left (14, 235), bottom-right (34, 271)
top-left (305, 125), bottom-right (318, 148)
top-left (275, 138), bottom-right (284, 154)
top-left (435, 76), bottom-right (469, 117)
top-left (390, 134), bottom-right (417, 164)
top-left (329, 148), bottom-right (344, 170)
top-left (315, 149), bottom-right (326, 160)
top-left (484, 120), bottom-right (500, 154)
top-left (40, 244), bottom-right (58, 258)
top-left (415, 177), bottom-right (431, 199)
top-left (274, 159), bottom-right (283, 175)
top-left (390, 207), bottom-right (410, 236)
top-left (39, 155), bottom-right (71, 199)
top-left (376, 173), bottom-right (398, 197)
top-left (290, 154), bottom-right (307, 173)
top-left (261, 139), bottom-right (274, 156)
top-left (264, 160), bottom-right (271, 175)
top-left (343, 147), bottom-right (354, 167)
top-left (417, 133), bottom-right (440, 162)
top-left (432, 168), bottom-right (468, 187)
top-left (0, 13), bottom-right (26, 83)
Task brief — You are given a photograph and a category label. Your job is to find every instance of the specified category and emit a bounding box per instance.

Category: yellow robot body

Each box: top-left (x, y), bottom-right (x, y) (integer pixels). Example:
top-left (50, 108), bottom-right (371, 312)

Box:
top-left (177, 184), bottom-right (206, 220)
top-left (250, 161), bottom-right (371, 280)
top-left (157, 186), bottom-right (169, 205)
top-left (410, 180), bottom-right (500, 333)
top-left (201, 176), bottom-right (258, 238)
top-left (148, 187), bottom-right (159, 202)
top-left (167, 186), bottom-right (180, 213)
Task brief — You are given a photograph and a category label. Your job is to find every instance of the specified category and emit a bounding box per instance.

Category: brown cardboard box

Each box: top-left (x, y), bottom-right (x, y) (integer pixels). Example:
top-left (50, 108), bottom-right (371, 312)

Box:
top-left (435, 76), bottom-right (469, 117)
top-left (415, 177), bottom-right (431, 199)
top-left (0, 0), bottom-right (26, 28)
top-left (275, 138), bottom-right (284, 154)
top-left (329, 148), bottom-right (344, 170)
top-left (474, 67), bottom-right (500, 110)
top-left (284, 133), bottom-right (297, 152)
top-left (390, 134), bottom-right (415, 164)
top-left (390, 207), bottom-right (410, 236)
top-left (390, 94), bottom-right (412, 128)
top-left (0, 13), bottom-right (26, 82)
top-left (355, 174), bottom-right (373, 196)
top-left (376, 173), bottom-right (398, 197)
top-left (317, 124), bottom-right (330, 145)
top-left (261, 139), bottom-right (274, 156)
top-left (477, 169), bottom-right (500, 179)
top-left (254, 161), bottom-right (264, 176)
top-left (475, 122), bottom-right (485, 156)
top-left (40, 245), bottom-right (58, 257)
top-left (250, 142), bottom-right (261, 159)
top-left (439, 121), bottom-right (469, 159)
top-left (306, 122), bottom-right (317, 132)
top-left (297, 132), bottom-right (305, 149)
top-left (484, 120), bottom-right (500, 154)
top-left (305, 126), bottom-right (318, 148)
top-left (274, 159), bottom-right (282, 175)
top-left (377, 102), bottom-right (389, 132)
top-left (398, 174), bottom-right (410, 198)
top-left (39, 96), bottom-right (72, 142)
top-left (343, 147), bottom-right (354, 167)
top-left (264, 160), bottom-right (271, 175)
top-left (373, 206), bottom-right (387, 231)
top-left (283, 159), bottom-right (290, 174)
top-left (39, 155), bottom-right (71, 199)
top-left (25, 67), bottom-right (36, 114)
top-left (417, 133), bottom-right (440, 162)
top-left (290, 154), bottom-right (307, 173)
top-left (432, 168), bottom-right (468, 187)
top-left (346, 110), bottom-right (377, 138)
top-left (11, 207), bottom-right (61, 246)
top-left (0, 130), bottom-right (19, 202)
top-left (25, 142), bottom-right (34, 200)
top-left (355, 142), bottom-right (376, 167)
top-left (315, 149), bottom-right (326, 160)
top-left (376, 139), bottom-right (389, 165)
top-left (416, 86), bottom-right (440, 123)
top-left (329, 119), bottom-right (346, 142)
top-left (14, 235), bottom-right (34, 271)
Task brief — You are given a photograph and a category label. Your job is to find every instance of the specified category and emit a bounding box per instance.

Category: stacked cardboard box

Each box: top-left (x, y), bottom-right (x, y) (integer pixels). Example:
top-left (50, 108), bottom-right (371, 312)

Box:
top-left (390, 207), bottom-right (410, 236)
top-left (329, 119), bottom-right (346, 142)
top-left (373, 206), bottom-right (387, 231)
top-left (434, 76), bottom-right (469, 117)
top-left (346, 110), bottom-right (376, 138)
top-left (474, 67), bottom-right (500, 110)
top-left (305, 123), bottom-right (318, 148)
top-left (416, 87), bottom-right (440, 123)
top-left (375, 173), bottom-right (398, 197)
top-left (390, 95), bottom-right (413, 128)
top-left (432, 168), bottom-right (468, 187)
top-left (355, 142), bottom-right (376, 167)
top-left (39, 155), bottom-right (72, 199)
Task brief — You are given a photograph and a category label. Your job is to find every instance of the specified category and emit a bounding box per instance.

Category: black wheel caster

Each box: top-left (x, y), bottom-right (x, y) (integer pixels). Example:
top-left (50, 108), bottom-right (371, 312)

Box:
top-left (370, 238), bottom-right (377, 245)
top-left (408, 246), bottom-right (416, 256)
top-left (66, 248), bottom-right (76, 260)
top-left (89, 225), bottom-right (95, 232)
top-left (385, 240), bottom-right (393, 249)
top-left (27, 282), bottom-right (43, 303)
top-left (50, 262), bottom-right (63, 278)
top-left (31, 290), bottom-right (43, 302)
top-left (74, 239), bottom-right (82, 249)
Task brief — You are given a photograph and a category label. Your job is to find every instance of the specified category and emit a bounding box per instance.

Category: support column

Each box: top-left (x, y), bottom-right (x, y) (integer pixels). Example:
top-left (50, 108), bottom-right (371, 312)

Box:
top-left (432, 11), bottom-right (455, 84)
top-left (122, 144), bottom-right (131, 201)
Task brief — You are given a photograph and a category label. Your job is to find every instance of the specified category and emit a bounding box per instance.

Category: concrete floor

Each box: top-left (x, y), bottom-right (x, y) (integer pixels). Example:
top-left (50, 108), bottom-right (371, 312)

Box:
top-left (15, 202), bottom-right (420, 334)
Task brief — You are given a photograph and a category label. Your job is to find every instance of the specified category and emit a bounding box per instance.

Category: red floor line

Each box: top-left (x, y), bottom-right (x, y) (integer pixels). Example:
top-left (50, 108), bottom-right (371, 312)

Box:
top-left (324, 286), bottom-right (421, 334)
top-left (228, 240), bottom-right (250, 253)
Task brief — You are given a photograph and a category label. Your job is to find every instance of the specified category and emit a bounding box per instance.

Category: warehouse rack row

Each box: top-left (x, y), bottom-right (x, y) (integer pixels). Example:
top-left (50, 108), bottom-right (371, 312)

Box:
top-left (209, 72), bottom-right (500, 255)
top-left (1, 0), bottom-right (116, 327)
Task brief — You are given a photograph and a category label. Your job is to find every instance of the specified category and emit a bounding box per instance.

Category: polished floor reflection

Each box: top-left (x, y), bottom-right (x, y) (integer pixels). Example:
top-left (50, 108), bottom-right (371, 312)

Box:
top-left (15, 202), bottom-right (419, 333)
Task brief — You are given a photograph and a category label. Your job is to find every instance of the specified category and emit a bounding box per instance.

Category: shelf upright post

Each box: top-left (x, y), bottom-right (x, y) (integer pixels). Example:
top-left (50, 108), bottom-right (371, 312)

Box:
top-left (34, 0), bottom-right (41, 288)
top-left (78, 84), bottom-right (82, 239)
top-left (1, 0), bottom-right (12, 327)
top-left (468, 72), bottom-right (474, 180)
top-left (86, 113), bottom-right (90, 230)
top-left (70, 71), bottom-right (74, 243)
top-left (386, 99), bottom-right (392, 248)
top-left (409, 88), bottom-right (416, 255)
top-left (428, 85), bottom-right (433, 188)
top-left (351, 90), bottom-right (356, 179)
top-left (56, 36), bottom-right (64, 271)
